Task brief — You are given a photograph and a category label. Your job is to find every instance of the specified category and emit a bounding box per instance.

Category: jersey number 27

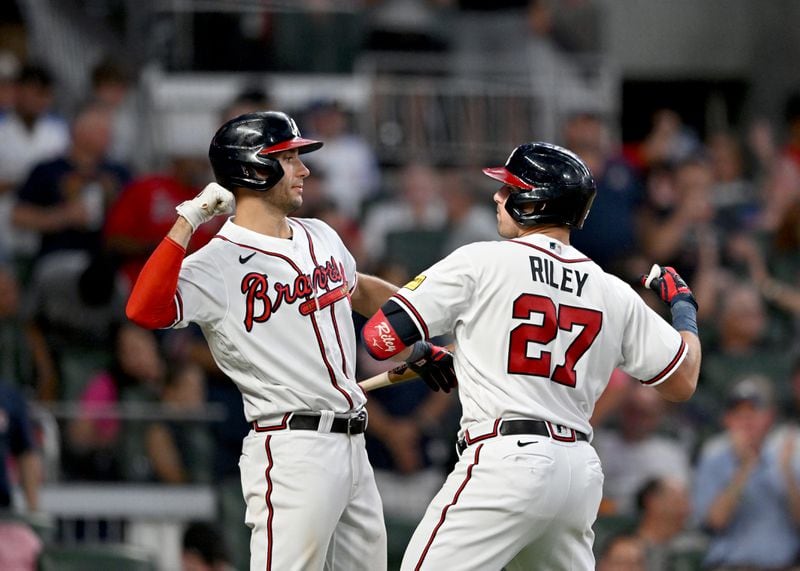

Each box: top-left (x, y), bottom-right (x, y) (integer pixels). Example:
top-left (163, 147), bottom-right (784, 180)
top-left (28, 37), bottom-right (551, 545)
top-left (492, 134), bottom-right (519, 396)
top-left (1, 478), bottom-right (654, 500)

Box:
top-left (508, 294), bottom-right (602, 387)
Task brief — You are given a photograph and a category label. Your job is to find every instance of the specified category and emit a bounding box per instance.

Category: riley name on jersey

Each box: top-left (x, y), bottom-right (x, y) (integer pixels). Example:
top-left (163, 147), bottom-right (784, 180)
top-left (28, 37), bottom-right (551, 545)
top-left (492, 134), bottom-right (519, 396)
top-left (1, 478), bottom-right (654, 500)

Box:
top-left (528, 254), bottom-right (589, 296)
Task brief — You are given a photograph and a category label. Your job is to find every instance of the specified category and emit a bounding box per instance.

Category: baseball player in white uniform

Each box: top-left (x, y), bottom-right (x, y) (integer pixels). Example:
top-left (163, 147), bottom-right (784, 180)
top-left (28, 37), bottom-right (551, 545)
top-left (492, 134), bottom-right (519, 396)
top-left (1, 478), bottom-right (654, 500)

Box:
top-left (126, 111), bottom-right (456, 571)
top-left (362, 142), bottom-right (702, 570)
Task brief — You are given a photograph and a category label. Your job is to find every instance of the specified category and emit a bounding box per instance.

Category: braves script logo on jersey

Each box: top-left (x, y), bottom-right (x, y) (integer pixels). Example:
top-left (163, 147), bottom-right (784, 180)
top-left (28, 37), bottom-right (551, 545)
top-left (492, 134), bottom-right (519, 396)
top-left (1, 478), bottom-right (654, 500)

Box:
top-left (240, 256), bottom-right (347, 331)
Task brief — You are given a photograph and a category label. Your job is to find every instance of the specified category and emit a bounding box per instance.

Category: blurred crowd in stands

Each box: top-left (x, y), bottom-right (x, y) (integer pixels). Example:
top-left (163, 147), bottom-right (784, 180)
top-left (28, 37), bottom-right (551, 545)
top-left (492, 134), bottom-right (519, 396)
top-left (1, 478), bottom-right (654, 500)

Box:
top-left (0, 1), bottom-right (799, 569)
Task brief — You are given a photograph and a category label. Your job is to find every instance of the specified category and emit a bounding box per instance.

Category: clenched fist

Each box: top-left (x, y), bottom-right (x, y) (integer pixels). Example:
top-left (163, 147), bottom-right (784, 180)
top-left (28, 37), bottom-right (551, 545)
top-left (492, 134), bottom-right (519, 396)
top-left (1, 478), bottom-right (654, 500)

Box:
top-left (641, 264), bottom-right (697, 309)
top-left (176, 182), bottom-right (235, 231)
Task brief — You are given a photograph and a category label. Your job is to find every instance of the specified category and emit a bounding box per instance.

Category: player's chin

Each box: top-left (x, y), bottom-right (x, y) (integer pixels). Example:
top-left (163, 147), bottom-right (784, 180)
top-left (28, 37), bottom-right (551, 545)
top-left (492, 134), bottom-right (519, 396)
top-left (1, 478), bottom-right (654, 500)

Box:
top-left (287, 195), bottom-right (303, 213)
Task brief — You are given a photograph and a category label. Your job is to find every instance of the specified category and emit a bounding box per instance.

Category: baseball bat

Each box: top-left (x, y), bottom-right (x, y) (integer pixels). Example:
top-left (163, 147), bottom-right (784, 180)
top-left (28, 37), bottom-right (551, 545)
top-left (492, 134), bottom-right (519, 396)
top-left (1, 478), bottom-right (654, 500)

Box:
top-left (358, 343), bottom-right (456, 392)
top-left (358, 363), bottom-right (418, 392)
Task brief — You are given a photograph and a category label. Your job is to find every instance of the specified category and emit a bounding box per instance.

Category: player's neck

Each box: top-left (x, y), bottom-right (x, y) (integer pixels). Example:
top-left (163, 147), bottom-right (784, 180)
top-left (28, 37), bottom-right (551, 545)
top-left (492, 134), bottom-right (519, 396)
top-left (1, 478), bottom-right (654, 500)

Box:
top-left (517, 224), bottom-right (571, 244)
top-left (233, 202), bottom-right (293, 239)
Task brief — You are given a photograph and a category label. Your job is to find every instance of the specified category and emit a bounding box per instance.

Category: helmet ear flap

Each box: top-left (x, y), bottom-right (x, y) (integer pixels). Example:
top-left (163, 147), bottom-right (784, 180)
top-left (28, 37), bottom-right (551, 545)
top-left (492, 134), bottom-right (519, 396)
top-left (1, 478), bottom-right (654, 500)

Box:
top-left (251, 154), bottom-right (284, 189)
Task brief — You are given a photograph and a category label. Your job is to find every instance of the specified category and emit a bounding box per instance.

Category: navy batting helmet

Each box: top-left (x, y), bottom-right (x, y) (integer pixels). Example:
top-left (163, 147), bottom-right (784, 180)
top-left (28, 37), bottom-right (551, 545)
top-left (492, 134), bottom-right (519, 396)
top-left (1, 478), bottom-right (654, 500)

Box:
top-left (208, 111), bottom-right (322, 191)
top-left (483, 142), bottom-right (596, 229)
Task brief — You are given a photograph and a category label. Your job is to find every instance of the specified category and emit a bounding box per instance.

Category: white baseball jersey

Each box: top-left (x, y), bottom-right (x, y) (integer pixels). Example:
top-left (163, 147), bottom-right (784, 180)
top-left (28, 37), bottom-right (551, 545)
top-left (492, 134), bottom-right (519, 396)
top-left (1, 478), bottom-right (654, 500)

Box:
top-left (391, 233), bottom-right (686, 439)
top-left (395, 233), bottom-right (687, 571)
top-left (172, 216), bottom-right (386, 571)
top-left (172, 217), bottom-right (365, 421)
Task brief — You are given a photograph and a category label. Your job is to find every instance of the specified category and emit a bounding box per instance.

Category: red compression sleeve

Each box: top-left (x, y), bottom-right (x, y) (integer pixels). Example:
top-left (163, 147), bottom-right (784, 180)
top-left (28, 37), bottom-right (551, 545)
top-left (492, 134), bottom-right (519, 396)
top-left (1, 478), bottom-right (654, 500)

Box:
top-left (125, 237), bottom-right (185, 329)
top-left (362, 309), bottom-right (410, 360)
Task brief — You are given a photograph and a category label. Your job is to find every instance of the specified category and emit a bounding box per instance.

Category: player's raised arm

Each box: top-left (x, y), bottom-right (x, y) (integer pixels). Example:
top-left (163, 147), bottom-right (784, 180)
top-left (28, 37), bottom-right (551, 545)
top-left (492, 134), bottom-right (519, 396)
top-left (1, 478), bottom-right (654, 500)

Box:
top-left (640, 264), bottom-right (702, 401)
top-left (126, 183), bottom-right (234, 329)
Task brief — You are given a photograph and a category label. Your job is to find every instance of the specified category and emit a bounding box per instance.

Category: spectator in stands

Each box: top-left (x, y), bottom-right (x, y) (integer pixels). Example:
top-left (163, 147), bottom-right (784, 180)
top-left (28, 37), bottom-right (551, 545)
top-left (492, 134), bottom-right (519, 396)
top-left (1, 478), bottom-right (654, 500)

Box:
top-left (0, 517), bottom-right (42, 571)
top-left (593, 384), bottom-right (691, 516)
top-left (0, 64), bottom-right (68, 194)
top-left (361, 161), bottom-right (448, 273)
top-left (0, 376), bottom-right (43, 570)
top-left (88, 58), bottom-right (139, 170)
top-left (0, 262), bottom-right (33, 388)
top-left (637, 157), bottom-right (720, 320)
top-left (524, 0), bottom-right (593, 111)
top-left (0, 63), bottom-right (69, 265)
top-left (439, 168), bottom-right (497, 254)
top-left (65, 322), bottom-right (164, 481)
top-left (699, 282), bottom-right (792, 418)
top-left (596, 533), bottom-right (647, 571)
top-left (0, 379), bottom-right (41, 512)
top-left (218, 85), bottom-right (272, 123)
top-left (757, 92), bottom-right (800, 232)
top-left (707, 131), bottom-right (760, 232)
top-left (768, 196), bottom-right (800, 287)
top-left (693, 374), bottom-right (800, 570)
top-left (363, 0), bottom-right (451, 54)
top-left (0, 50), bottom-right (20, 115)
top-left (182, 520), bottom-right (234, 571)
top-left (12, 102), bottom-right (131, 264)
top-left (302, 98), bottom-right (381, 219)
top-left (627, 108), bottom-right (702, 172)
top-left (725, 230), bottom-right (800, 342)
top-left (782, 357), bottom-right (800, 420)
top-left (633, 477), bottom-right (707, 571)
top-left (145, 362), bottom-right (213, 484)
top-left (104, 151), bottom-right (220, 288)
top-left (22, 248), bottom-right (127, 401)
top-left (638, 156), bottom-right (714, 264)
top-left (563, 110), bottom-right (644, 271)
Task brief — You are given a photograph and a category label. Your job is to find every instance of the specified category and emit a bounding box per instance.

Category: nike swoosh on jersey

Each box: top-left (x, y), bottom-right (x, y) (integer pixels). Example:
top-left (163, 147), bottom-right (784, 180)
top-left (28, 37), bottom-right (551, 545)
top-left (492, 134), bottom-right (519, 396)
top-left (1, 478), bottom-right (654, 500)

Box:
top-left (239, 252), bottom-right (257, 264)
top-left (516, 440), bottom-right (539, 447)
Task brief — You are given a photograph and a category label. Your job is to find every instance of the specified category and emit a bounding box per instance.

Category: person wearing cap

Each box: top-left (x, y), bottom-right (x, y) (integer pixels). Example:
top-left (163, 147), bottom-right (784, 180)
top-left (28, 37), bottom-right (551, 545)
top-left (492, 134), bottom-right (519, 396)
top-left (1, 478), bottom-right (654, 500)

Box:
top-left (692, 374), bottom-right (800, 570)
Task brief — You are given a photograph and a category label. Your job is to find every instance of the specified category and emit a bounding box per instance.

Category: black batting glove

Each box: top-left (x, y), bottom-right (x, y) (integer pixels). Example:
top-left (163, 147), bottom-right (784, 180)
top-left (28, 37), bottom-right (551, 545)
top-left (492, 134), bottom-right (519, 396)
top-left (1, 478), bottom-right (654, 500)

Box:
top-left (406, 341), bottom-right (457, 393)
top-left (640, 264), bottom-right (698, 310)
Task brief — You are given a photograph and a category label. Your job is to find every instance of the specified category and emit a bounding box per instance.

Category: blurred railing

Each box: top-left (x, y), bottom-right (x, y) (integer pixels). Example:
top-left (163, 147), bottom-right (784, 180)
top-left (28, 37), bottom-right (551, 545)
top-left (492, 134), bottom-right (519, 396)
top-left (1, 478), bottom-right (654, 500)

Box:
top-left (16, 0), bottom-right (619, 169)
top-left (13, 402), bottom-right (228, 570)
top-left (355, 50), bottom-right (619, 165)
top-left (138, 55), bottom-right (619, 169)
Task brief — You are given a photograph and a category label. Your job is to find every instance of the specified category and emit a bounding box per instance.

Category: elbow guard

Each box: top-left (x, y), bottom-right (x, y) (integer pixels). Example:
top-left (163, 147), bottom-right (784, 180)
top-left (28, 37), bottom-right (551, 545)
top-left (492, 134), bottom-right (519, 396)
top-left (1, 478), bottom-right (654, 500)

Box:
top-left (362, 300), bottom-right (422, 360)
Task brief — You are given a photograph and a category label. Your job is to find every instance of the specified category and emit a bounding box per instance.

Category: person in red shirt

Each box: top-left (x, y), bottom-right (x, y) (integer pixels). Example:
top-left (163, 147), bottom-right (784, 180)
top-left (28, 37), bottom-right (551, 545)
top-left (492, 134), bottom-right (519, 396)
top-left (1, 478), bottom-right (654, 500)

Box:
top-left (104, 156), bottom-right (223, 287)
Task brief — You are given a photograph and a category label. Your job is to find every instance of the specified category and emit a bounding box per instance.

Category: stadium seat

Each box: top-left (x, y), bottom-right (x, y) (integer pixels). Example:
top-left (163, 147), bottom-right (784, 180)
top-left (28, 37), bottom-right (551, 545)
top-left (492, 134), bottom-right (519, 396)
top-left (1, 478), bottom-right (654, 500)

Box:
top-left (37, 544), bottom-right (156, 571)
top-left (592, 514), bottom-right (637, 556)
top-left (667, 547), bottom-right (707, 571)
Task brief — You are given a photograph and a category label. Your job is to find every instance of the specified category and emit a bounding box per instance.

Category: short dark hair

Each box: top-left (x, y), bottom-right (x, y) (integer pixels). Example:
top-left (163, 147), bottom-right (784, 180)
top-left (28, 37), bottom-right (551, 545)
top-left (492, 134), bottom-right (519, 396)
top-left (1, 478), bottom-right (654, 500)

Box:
top-left (182, 521), bottom-right (230, 565)
top-left (91, 59), bottom-right (132, 87)
top-left (634, 477), bottom-right (663, 514)
top-left (785, 93), bottom-right (800, 124)
top-left (16, 64), bottom-right (54, 88)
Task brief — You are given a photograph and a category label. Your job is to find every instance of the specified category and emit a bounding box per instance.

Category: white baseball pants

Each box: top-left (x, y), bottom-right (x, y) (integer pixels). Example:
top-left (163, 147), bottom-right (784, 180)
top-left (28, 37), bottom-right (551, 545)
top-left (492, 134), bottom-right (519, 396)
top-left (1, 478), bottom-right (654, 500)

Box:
top-left (240, 429), bottom-right (387, 571)
top-left (401, 434), bottom-right (604, 571)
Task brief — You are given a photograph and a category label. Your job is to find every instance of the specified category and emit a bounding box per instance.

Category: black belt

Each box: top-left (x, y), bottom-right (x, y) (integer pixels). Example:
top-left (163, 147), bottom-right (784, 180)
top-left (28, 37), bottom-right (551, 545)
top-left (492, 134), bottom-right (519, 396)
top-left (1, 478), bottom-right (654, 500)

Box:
top-left (456, 419), bottom-right (588, 455)
top-left (253, 411), bottom-right (367, 435)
